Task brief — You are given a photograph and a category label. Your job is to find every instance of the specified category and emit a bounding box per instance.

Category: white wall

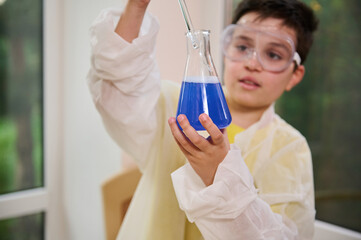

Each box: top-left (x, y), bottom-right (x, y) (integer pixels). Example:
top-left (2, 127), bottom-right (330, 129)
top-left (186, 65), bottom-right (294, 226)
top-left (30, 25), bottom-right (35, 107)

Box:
top-left (62, 1), bottom-right (123, 239)
top-left (61, 0), bottom-right (225, 239)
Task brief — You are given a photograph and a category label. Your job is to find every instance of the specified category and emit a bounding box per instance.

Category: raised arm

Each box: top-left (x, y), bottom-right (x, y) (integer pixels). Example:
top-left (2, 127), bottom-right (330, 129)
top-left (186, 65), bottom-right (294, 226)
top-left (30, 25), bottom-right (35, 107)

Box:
top-left (88, 1), bottom-right (163, 170)
top-left (115, 0), bottom-right (150, 42)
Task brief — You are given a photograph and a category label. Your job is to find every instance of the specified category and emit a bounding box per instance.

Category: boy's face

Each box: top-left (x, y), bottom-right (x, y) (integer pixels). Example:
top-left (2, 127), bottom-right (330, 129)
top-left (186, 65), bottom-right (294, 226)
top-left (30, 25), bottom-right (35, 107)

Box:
top-left (223, 12), bottom-right (305, 112)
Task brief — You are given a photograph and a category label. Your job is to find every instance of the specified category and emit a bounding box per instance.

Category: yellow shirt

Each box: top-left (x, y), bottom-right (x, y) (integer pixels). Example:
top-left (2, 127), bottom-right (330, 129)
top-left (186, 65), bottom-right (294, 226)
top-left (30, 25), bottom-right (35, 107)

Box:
top-left (227, 122), bottom-right (245, 144)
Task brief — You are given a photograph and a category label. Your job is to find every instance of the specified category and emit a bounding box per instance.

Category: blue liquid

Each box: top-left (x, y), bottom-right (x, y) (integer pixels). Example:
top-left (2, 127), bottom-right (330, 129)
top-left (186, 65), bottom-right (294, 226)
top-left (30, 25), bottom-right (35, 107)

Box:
top-left (176, 81), bottom-right (232, 131)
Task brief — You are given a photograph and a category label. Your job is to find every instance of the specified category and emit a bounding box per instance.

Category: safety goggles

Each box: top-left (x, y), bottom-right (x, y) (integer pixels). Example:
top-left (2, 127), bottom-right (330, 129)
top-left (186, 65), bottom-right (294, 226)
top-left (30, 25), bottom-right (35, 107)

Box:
top-left (221, 24), bottom-right (301, 72)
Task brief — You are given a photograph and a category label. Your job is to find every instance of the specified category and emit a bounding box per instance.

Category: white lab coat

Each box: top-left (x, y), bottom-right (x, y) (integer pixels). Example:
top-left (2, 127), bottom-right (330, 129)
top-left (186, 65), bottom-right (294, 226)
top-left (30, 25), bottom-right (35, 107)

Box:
top-left (88, 8), bottom-right (315, 240)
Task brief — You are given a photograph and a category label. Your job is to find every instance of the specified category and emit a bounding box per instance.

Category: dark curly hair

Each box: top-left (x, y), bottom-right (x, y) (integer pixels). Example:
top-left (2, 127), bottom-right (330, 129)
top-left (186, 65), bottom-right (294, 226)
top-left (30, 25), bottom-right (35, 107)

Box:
top-left (232, 0), bottom-right (319, 64)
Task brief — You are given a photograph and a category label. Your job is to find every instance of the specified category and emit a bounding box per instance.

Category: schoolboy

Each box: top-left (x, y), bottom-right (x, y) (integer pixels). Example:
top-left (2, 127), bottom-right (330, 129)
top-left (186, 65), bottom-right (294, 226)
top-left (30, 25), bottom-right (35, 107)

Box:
top-left (88, 0), bottom-right (318, 239)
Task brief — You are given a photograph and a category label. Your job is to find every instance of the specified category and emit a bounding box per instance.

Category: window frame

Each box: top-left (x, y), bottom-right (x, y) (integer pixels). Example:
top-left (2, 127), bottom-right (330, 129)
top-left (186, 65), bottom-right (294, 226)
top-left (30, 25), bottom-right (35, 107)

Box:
top-left (0, 0), bottom-right (65, 238)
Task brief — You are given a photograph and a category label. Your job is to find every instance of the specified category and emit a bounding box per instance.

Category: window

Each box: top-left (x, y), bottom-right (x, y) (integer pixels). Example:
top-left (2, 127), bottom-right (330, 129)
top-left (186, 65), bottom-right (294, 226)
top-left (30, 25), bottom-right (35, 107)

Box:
top-left (0, 0), bottom-right (44, 238)
top-left (231, 0), bottom-right (361, 233)
top-left (0, 0), bottom-right (43, 197)
top-left (0, 0), bottom-right (64, 238)
top-left (0, 213), bottom-right (44, 240)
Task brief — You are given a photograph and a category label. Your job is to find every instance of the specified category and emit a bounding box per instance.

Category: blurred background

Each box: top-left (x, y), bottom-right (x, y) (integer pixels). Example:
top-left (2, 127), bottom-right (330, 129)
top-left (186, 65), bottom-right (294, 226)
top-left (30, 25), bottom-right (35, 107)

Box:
top-left (275, 0), bottom-right (361, 233)
top-left (0, 0), bottom-right (360, 239)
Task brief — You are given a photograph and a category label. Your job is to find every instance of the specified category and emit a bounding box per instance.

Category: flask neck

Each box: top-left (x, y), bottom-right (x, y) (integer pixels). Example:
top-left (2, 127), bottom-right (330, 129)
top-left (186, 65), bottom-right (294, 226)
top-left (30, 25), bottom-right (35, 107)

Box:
top-left (185, 30), bottom-right (217, 78)
top-left (186, 30), bottom-right (211, 56)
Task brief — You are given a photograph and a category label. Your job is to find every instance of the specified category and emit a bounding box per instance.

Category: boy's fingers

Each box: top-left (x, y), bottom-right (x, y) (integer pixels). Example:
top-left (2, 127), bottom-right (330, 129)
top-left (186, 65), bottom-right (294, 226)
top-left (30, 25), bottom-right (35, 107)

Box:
top-left (168, 117), bottom-right (198, 154)
top-left (177, 115), bottom-right (209, 150)
top-left (173, 137), bottom-right (192, 157)
top-left (199, 114), bottom-right (224, 145)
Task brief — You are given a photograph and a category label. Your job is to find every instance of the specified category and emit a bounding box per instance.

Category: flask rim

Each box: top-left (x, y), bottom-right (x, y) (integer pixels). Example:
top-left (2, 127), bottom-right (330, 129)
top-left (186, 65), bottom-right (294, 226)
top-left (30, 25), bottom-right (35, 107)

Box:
top-left (185, 29), bottom-right (210, 36)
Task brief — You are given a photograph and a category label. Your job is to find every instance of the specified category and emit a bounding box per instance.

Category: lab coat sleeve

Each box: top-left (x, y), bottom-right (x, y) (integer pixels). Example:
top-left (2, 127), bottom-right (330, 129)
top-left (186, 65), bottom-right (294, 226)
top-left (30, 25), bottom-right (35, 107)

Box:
top-left (171, 142), bottom-right (313, 240)
top-left (87, 8), bottom-right (161, 169)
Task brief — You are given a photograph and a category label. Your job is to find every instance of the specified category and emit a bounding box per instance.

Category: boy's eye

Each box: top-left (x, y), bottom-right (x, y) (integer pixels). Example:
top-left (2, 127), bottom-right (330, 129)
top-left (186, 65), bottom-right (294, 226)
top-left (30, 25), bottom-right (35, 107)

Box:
top-left (266, 51), bottom-right (283, 61)
top-left (236, 45), bottom-right (248, 52)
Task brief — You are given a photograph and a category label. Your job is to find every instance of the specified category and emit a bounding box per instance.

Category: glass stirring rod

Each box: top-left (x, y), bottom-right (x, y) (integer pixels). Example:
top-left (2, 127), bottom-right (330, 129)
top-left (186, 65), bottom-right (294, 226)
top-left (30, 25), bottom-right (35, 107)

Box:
top-left (177, 0), bottom-right (199, 49)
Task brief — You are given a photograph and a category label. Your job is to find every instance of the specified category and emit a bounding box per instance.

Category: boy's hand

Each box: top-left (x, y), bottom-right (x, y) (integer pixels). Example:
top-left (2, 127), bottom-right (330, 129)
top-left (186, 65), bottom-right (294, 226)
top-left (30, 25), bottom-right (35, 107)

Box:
top-left (128, 0), bottom-right (151, 9)
top-left (168, 114), bottom-right (230, 186)
top-left (115, 0), bottom-right (151, 42)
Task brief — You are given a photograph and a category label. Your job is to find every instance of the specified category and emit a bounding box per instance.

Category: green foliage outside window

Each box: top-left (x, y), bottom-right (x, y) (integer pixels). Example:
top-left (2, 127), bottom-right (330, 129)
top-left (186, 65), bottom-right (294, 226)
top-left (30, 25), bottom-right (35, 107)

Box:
top-left (0, 0), bottom-right (44, 238)
top-left (0, 119), bottom-right (17, 194)
top-left (0, 0), bottom-right (43, 194)
top-left (0, 213), bottom-right (44, 240)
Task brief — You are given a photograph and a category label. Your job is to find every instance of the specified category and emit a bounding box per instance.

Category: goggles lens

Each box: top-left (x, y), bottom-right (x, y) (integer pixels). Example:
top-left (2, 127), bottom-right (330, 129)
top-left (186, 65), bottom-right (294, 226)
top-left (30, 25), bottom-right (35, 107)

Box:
top-left (222, 24), bottom-right (300, 72)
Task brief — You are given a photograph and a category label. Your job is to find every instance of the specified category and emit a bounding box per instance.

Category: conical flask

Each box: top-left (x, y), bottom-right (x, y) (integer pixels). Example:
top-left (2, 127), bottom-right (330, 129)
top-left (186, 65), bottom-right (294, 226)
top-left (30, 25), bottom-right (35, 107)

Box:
top-left (176, 30), bottom-right (232, 131)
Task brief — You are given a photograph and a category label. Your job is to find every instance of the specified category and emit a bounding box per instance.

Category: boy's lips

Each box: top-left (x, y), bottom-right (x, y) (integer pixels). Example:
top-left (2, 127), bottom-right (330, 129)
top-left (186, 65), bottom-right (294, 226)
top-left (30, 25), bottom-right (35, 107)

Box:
top-left (238, 77), bottom-right (261, 90)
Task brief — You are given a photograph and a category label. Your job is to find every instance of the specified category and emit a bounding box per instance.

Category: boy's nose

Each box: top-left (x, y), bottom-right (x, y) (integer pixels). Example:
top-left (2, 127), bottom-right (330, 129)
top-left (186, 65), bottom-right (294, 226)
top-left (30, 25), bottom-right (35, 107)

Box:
top-left (244, 51), bottom-right (263, 71)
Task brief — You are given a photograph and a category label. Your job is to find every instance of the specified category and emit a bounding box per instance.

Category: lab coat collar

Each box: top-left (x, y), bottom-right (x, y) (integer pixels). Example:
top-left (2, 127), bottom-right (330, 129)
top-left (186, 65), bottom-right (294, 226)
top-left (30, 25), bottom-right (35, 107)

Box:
top-left (234, 103), bottom-right (275, 149)
top-left (255, 103), bottom-right (275, 129)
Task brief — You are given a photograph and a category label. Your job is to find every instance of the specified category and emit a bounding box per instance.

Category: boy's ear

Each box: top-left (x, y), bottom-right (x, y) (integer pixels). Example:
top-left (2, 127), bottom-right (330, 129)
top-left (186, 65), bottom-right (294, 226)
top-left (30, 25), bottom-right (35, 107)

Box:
top-left (285, 65), bottom-right (305, 91)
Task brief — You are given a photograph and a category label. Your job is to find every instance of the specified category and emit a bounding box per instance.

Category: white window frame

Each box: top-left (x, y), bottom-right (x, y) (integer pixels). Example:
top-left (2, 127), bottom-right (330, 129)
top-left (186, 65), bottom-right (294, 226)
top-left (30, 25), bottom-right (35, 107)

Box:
top-left (0, 0), bottom-right (65, 239)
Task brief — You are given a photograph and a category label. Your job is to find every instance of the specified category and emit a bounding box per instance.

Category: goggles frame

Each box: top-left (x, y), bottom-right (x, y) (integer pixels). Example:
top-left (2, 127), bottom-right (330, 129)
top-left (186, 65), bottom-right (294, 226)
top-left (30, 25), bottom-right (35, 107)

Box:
top-left (221, 24), bottom-right (301, 72)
